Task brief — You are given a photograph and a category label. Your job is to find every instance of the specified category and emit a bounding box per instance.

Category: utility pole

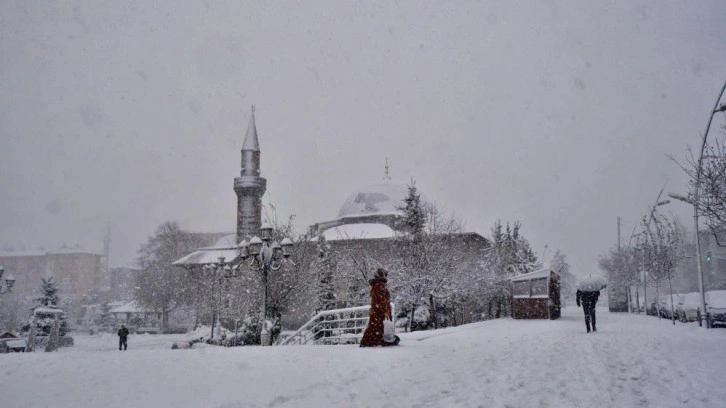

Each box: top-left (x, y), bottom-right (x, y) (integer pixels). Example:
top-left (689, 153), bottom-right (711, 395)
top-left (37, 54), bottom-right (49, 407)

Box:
top-left (100, 219), bottom-right (111, 297)
top-left (611, 216), bottom-right (630, 312)
top-left (617, 217), bottom-right (621, 253)
top-left (618, 217), bottom-right (631, 311)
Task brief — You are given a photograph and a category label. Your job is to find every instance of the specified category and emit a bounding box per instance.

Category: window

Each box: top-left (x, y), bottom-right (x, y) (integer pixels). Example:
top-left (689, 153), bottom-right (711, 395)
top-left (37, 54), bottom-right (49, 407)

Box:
top-left (530, 278), bottom-right (548, 296)
top-left (513, 280), bottom-right (530, 297)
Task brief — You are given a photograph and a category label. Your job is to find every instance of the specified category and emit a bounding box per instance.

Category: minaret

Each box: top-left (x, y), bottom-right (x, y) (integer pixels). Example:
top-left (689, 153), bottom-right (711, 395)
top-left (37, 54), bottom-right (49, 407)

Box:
top-left (234, 106), bottom-right (267, 243)
top-left (101, 219), bottom-right (111, 291)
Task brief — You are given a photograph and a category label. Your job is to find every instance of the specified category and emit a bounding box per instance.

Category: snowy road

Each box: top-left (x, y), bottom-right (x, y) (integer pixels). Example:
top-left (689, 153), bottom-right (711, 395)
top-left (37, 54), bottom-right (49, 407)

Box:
top-left (2, 307), bottom-right (725, 408)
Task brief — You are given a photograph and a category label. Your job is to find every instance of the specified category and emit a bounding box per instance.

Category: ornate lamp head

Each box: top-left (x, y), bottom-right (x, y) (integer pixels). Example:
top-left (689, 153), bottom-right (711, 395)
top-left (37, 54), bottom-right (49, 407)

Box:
top-left (239, 240), bottom-right (249, 259)
top-left (260, 223), bottom-right (273, 243)
top-left (249, 236), bottom-right (263, 256)
top-left (271, 241), bottom-right (282, 258)
top-left (281, 238), bottom-right (293, 258)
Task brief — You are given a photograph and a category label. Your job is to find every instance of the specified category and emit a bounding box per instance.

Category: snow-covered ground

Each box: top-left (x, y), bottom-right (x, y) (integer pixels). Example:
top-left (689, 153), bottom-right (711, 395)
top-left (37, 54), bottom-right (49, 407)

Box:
top-left (2, 306), bottom-right (725, 408)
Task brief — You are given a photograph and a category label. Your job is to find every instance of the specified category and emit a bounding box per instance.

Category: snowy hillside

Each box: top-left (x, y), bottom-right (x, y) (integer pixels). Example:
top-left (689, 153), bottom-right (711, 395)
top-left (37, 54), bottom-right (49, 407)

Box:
top-left (2, 307), bottom-right (725, 408)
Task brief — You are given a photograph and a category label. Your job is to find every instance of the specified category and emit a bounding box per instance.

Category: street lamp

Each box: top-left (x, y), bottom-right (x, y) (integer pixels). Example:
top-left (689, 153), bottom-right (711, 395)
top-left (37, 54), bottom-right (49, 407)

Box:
top-left (235, 223), bottom-right (295, 346)
top-left (0, 266), bottom-right (16, 295)
top-left (668, 81), bottom-right (726, 329)
top-left (202, 256), bottom-right (235, 342)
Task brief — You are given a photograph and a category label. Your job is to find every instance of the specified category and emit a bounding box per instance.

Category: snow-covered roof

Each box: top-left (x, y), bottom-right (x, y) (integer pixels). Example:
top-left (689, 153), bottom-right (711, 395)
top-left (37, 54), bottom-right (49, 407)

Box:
top-left (665, 291), bottom-right (726, 310)
top-left (48, 246), bottom-right (102, 256)
top-left (34, 307), bottom-right (63, 315)
top-left (0, 249), bottom-right (47, 257)
top-left (109, 301), bottom-right (154, 314)
top-left (173, 249), bottom-right (240, 266)
top-left (676, 292), bottom-right (702, 309)
top-left (0, 246), bottom-right (101, 257)
top-left (209, 234), bottom-right (238, 249)
top-left (337, 182), bottom-right (408, 220)
top-left (173, 234), bottom-right (240, 266)
top-left (707, 290), bottom-right (726, 309)
top-left (510, 268), bottom-right (553, 282)
top-left (314, 223), bottom-right (397, 242)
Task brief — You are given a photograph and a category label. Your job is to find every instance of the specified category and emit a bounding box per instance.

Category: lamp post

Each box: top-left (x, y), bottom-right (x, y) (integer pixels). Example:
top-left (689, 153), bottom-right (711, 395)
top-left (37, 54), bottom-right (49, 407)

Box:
top-left (669, 82), bottom-right (726, 329)
top-left (202, 256), bottom-right (235, 342)
top-left (235, 223), bottom-right (294, 346)
top-left (0, 266), bottom-right (16, 296)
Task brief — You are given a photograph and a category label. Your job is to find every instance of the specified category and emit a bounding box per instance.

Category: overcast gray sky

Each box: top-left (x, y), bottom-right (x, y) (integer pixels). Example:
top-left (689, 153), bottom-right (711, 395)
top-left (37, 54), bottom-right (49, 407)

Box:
top-left (1, 1), bottom-right (725, 275)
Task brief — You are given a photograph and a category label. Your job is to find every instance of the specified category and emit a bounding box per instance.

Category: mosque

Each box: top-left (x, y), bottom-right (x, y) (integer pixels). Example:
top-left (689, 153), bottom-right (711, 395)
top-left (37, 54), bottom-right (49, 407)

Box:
top-left (174, 108), bottom-right (491, 324)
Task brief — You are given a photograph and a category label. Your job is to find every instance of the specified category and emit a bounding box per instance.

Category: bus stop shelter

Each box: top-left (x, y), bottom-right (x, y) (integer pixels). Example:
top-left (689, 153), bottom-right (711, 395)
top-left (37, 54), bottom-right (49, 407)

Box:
top-left (510, 268), bottom-right (561, 320)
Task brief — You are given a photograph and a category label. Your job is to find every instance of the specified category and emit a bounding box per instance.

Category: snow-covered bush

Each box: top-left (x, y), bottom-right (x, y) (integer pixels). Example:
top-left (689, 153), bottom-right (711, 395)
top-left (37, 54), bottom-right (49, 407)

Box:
top-left (412, 305), bottom-right (431, 331)
top-left (21, 277), bottom-right (70, 337)
top-left (237, 315), bottom-right (261, 346)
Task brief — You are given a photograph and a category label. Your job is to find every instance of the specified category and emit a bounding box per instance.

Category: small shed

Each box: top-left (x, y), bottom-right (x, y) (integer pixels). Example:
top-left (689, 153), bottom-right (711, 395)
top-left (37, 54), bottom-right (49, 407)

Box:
top-left (0, 331), bottom-right (17, 339)
top-left (510, 268), bottom-right (561, 320)
top-left (109, 301), bottom-right (161, 327)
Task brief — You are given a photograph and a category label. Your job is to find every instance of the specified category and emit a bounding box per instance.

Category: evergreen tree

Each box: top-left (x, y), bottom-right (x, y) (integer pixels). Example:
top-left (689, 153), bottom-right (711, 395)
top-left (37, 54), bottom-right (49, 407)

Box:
top-left (398, 181), bottom-right (425, 237)
top-left (481, 220), bottom-right (539, 318)
top-left (22, 277), bottom-right (69, 336)
top-left (95, 301), bottom-right (113, 330)
top-left (489, 220), bottom-right (538, 277)
top-left (38, 277), bottom-right (61, 307)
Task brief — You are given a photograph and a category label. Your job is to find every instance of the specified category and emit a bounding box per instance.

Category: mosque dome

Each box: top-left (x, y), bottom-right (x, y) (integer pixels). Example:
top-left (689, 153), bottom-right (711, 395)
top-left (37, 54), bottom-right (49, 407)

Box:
top-left (336, 182), bottom-right (409, 220)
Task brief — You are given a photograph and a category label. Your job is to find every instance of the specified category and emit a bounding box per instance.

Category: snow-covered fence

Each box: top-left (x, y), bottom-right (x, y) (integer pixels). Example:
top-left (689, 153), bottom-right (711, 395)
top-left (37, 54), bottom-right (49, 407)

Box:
top-left (277, 303), bottom-right (394, 346)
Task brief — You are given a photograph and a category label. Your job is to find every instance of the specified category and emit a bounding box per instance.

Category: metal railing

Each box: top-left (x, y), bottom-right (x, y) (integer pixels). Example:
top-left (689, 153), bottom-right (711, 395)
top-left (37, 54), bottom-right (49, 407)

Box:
top-left (277, 303), bottom-right (394, 346)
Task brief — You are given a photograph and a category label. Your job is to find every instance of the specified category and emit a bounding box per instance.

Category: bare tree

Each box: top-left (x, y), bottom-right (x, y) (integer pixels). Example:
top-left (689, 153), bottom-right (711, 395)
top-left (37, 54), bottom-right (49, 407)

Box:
top-left (641, 215), bottom-right (687, 323)
top-left (133, 222), bottom-right (207, 329)
top-left (599, 245), bottom-right (641, 311)
top-left (261, 209), bottom-right (317, 341)
top-left (673, 137), bottom-right (726, 246)
top-left (391, 182), bottom-right (470, 331)
top-left (551, 249), bottom-right (576, 305)
top-left (0, 296), bottom-right (27, 333)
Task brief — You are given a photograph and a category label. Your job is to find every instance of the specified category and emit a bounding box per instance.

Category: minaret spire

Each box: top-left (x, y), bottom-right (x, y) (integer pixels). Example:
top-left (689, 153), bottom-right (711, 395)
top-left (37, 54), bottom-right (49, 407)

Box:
top-left (242, 105), bottom-right (260, 152)
top-left (234, 105), bottom-right (267, 242)
top-left (384, 157), bottom-right (391, 181)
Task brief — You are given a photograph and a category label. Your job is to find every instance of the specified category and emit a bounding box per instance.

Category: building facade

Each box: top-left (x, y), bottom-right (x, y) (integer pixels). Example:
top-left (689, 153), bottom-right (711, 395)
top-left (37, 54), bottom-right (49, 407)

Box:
top-left (0, 246), bottom-right (104, 319)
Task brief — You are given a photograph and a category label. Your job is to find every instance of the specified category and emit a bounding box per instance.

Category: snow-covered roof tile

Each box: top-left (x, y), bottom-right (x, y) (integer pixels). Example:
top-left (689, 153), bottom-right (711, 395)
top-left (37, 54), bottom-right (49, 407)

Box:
top-left (173, 248), bottom-right (240, 266)
top-left (510, 268), bottom-right (553, 282)
top-left (34, 307), bottom-right (64, 315)
top-left (314, 223), bottom-right (396, 242)
top-left (337, 182), bottom-right (408, 219)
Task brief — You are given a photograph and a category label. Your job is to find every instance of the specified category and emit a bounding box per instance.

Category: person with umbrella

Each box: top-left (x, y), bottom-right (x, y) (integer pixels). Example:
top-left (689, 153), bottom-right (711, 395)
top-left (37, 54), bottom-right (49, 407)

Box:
top-left (576, 274), bottom-right (607, 333)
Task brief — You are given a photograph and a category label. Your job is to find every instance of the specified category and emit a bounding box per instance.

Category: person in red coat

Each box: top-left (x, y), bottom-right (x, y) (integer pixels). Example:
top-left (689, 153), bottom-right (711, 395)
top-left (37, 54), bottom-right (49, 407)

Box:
top-left (360, 268), bottom-right (393, 347)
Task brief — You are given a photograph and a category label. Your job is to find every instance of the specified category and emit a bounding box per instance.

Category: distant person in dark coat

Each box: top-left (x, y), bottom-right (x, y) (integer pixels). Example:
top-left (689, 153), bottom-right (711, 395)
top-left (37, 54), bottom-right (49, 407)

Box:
top-left (360, 268), bottom-right (396, 347)
top-left (576, 290), bottom-right (600, 333)
top-left (118, 325), bottom-right (129, 350)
